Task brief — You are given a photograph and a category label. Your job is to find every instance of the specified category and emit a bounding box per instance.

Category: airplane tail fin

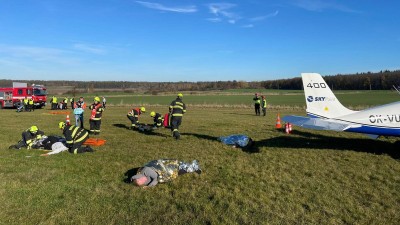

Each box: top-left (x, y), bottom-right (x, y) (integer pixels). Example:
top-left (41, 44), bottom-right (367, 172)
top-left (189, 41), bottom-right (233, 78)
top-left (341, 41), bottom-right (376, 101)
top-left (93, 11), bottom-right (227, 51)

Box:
top-left (302, 73), bottom-right (355, 118)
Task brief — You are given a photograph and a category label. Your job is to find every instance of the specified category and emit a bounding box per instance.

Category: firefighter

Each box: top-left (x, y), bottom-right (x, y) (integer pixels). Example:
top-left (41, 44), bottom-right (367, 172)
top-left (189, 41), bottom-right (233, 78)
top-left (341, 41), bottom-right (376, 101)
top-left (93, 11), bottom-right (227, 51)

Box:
top-left (261, 95), bottom-right (267, 116)
top-left (63, 97), bottom-right (68, 110)
top-left (150, 111), bottom-right (164, 128)
top-left (127, 107), bottom-right (146, 129)
top-left (58, 122), bottom-right (93, 154)
top-left (253, 93), bottom-right (261, 116)
top-left (9, 126), bottom-right (45, 149)
top-left (23, 97), bottom-right (29, 111)
top-left (28, 98), bottom-right (34, 112)
top-left (89, 96), bottom-right (105, 135)
top-left (169, 93), bottom-right (186, 139)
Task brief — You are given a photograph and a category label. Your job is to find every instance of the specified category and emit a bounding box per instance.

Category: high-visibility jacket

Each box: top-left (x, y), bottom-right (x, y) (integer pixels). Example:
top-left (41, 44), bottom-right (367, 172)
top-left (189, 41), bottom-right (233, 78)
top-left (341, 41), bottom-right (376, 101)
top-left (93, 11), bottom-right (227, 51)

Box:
top-left (62, 125), bottom-right (89, 147)
top-left (28, 99), bottom-right (34, 105)
top-left (63, 98), bottom-right (68, 104)
top-left (253, 96), bottom-right (261, 105)
top-left (22, 129), bottom-right (44, 148)
top-left (169, 98), bottom-right (186, 117)
top-left (89, 103), bottom-right (104, 120)
top-left (52, 97), bottom-right (58, 103)
top-left (262, 99), bottom-right (267, 108)
top-left (23, 98), bottom-right (29, 105)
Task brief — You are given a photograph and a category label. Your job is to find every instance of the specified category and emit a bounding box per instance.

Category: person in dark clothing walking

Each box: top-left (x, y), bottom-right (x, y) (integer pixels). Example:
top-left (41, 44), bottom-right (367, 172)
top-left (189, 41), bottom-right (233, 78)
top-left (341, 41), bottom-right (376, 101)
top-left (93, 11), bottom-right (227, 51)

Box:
top-left (253, 93), bottom-right (261, 116)
top-left (169, 93), bottom-right (186, 139)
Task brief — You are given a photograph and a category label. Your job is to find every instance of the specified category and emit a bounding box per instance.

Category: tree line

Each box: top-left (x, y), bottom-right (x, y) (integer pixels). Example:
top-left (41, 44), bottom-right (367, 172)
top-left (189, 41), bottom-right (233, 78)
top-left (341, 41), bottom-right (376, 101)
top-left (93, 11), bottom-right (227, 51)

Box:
top-left (1, 70), bottom-right (399, 92)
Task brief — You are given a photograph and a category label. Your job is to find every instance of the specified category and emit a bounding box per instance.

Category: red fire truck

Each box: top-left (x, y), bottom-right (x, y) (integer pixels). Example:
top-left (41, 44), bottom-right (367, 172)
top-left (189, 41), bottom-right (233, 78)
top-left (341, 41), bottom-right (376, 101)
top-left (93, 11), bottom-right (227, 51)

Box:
top-left (0, 82), bottom-right (47, 109)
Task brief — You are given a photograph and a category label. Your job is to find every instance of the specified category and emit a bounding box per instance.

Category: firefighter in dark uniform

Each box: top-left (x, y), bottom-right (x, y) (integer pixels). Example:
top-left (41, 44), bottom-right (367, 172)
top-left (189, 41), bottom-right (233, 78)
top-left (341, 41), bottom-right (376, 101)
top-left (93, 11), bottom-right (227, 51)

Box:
top-left (9, 126), bottom-right (44, 149)
top-left (28, 98), bottom-right (34, 112)
top-left (150, 111), bottom-right (164, 128)
top-left (169, 93), bottom-right (186, 139)
top-left (253, 93), bottom-right (261, 116)
top-left (59, 122), bottom-right (92, 154)
top-left (261, 95), bottom-right (267, 116)
top-left (89, 97), bottom-right (105, 135)
top-left (127, 107), bottom-right (146, 129)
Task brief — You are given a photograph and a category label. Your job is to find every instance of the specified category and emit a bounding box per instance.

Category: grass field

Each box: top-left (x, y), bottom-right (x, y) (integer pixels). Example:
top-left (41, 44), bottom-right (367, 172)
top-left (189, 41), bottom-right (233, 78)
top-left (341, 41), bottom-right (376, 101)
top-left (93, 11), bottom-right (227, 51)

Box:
top-left (78, 90), bottom-right (399, 109)
top-left (0, 92), bottom-right (399, 224)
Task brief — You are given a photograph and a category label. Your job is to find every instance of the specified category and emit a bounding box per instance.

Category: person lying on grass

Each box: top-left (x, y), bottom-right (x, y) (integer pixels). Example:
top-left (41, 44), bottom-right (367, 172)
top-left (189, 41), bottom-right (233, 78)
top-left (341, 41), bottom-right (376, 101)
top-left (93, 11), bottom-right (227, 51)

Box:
top-left (218, 134), bottom-right (256, 151)
top-left (130, 159), bottom-right (202, 188)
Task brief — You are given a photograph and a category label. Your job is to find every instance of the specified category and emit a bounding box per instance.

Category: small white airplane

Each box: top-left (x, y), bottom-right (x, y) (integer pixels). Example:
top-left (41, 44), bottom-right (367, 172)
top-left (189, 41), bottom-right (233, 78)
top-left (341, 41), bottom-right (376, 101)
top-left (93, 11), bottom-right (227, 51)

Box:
top-left (282, 73), bottom-right (400, 138)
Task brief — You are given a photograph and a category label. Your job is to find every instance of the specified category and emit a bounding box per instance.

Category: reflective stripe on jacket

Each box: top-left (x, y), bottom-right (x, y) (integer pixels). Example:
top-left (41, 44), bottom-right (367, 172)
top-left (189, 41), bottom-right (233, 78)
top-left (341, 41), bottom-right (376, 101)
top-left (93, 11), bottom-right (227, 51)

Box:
top-left (169, 98), bottom-right (186, 117)
top-left (63, 125), bottom-right (89, 145)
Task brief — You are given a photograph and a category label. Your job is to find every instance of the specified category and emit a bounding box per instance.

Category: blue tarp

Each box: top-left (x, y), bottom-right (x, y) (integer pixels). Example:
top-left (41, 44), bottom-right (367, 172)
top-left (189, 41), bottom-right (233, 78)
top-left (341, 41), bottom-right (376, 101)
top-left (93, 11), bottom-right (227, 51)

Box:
top-left (218, 134), bottom-right (250, 147)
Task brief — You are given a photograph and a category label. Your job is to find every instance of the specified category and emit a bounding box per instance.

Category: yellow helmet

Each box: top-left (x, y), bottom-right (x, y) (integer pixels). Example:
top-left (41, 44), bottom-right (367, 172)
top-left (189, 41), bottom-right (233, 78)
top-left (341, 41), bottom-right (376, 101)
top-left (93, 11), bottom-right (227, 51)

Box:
top-left (94, 96), bottom-right (100, 102)
top-left (150, 111), bottom-right (156, 117)
top-left (140, 107), bottom-right (146, 112)
top-left (29, 126), bottom-right (38, 133)
top-left (177, 93), bottom-right (183, 98)
top-left (58, 121), bottom-right (66, 129)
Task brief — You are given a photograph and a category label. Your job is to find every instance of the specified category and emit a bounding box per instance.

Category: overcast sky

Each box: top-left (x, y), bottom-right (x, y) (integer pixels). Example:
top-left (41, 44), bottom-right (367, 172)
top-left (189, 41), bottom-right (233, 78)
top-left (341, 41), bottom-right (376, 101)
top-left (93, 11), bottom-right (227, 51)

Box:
top-left (1, 0), bottom-right (399, 81)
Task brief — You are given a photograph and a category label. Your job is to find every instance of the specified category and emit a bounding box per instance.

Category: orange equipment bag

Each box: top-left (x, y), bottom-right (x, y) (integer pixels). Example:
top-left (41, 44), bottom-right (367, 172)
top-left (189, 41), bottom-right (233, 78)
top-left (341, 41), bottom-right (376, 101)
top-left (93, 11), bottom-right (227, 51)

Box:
top-left (83, 138), bottom-right (106, 146)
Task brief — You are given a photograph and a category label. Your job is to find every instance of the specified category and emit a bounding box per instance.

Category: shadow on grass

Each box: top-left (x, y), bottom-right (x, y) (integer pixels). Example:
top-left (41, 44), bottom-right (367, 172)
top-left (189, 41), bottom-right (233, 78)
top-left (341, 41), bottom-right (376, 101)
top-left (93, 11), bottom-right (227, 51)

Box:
top-left (222, 112), bottom-right (260, 116)
top-left (182, 132), bottom-right (260, 154)
top-left (258, 130), bottom-right (400, 159)
top-left (113, 123), bottom-right (130, 130)
top-left (113, 123), bottom-right (168, 138)
top-left (123, 167), bottom-right (140, 184)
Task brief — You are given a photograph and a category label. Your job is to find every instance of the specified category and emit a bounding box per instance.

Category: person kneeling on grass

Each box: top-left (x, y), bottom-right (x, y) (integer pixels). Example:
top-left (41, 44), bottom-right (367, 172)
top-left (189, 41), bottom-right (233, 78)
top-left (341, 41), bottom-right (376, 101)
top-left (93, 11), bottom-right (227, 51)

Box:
top-left (130, 159), bottom-right (202, 188)
top-left (59, 122), bottom-right (93, 154)
top-left (9, 126), bottom-right (45, 150)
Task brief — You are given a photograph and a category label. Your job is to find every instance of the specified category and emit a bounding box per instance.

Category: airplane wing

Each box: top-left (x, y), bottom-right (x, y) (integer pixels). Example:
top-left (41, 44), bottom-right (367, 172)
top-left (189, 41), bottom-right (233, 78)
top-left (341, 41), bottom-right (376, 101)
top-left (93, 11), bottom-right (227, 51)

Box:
top-left (282, 115), bottom-right (357, 132)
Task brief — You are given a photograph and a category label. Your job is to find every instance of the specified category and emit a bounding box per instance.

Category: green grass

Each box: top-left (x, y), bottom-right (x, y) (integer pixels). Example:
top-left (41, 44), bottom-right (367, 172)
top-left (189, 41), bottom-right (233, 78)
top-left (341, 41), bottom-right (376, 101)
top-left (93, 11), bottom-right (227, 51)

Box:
top-left (0, 95), bottom-right (399, 224)
top-left (81, 90), bottom-right (399, 108)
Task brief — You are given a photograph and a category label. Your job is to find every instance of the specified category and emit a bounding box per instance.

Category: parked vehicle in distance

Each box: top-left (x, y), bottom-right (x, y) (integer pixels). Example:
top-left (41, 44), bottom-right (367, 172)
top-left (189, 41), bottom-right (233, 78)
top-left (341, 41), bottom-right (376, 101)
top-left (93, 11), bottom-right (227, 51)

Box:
top-left (0, 82), bottom-right (47, 109)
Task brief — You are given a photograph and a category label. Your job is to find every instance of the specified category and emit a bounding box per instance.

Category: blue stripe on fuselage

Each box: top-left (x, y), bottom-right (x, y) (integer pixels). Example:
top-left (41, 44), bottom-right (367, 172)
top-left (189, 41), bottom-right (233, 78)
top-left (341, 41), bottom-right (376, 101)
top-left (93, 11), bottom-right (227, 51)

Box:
top-left (346, 125), bottom-right (400, 137)
top-left (307, 112), bottom-right (400, 137)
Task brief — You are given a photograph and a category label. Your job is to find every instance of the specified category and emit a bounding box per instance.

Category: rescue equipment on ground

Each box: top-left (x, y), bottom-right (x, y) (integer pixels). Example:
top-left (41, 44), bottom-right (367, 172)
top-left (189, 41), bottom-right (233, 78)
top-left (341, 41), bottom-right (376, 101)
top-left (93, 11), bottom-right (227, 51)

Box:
top-left (83, 138), bottom-right (106, 146)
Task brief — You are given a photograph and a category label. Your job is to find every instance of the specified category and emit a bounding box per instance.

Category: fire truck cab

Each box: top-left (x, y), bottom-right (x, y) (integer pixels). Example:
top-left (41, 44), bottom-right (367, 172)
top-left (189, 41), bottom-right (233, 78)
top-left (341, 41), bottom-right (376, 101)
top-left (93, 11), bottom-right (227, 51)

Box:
top-left (0, 82), bottom-right (47, 109)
